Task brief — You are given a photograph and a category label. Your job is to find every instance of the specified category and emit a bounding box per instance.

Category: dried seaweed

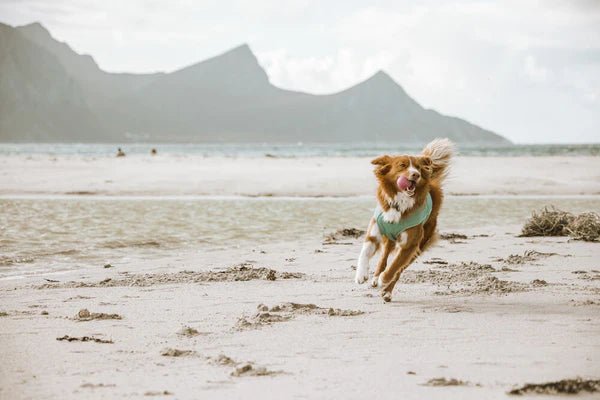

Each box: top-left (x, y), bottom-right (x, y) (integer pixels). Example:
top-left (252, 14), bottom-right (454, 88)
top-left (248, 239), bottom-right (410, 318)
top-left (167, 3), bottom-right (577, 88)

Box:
top-left (74, 309), bottom-right (122, 321)
top-left (566, 212), bottom-right (600, 242)
top-left (422, 377), bottom-right (470, 386)
top-left (323, 228), bottom-right (364, 243)
top-left (440, 233), bottom-right (468, 240)
top-left (508, 378), bottom-right (600, 395)
top-left (520, 207), bottom-right (574, 237)
top-left (56, 335), bottom-right (113, 344)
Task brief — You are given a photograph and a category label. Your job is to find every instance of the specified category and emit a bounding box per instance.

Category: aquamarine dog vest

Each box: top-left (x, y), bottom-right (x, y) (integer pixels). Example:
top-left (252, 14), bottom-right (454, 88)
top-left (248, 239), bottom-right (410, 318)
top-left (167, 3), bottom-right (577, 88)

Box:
top-left (375, 193), bottom-right (433, 240)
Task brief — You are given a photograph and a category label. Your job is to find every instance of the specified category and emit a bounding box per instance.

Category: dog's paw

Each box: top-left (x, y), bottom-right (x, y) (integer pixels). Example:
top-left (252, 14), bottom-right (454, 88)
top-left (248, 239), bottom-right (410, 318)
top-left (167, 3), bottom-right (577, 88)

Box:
top-left (370, 276), bottom-right (380, 288)
top-left (354, 264), bottom-right (369, 284)
top-left (354, 272), bottom-right (369, 284)
top-left (381, 291), bottom-right (392, 303)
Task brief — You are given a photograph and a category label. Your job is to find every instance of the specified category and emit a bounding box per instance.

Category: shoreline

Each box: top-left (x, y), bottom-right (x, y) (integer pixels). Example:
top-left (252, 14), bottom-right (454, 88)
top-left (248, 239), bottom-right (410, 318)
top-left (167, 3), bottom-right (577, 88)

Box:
top-left (1, 142), bottom-right (599, 159)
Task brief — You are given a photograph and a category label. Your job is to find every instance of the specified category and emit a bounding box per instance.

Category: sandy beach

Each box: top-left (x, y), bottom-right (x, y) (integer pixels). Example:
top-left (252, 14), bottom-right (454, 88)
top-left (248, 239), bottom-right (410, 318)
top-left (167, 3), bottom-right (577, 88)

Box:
top-left (2, 1), bottom-right (600, 397)
top-left (1, 154), bottom-right (599, 399)
top-left (1, 155), bottom-right (600, 197)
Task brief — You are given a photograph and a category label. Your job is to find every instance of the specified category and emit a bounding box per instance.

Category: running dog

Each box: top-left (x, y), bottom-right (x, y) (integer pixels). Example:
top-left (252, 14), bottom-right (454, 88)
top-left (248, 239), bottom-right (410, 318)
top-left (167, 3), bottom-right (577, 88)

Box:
top-left (354, 138), bottom-right (454, 302)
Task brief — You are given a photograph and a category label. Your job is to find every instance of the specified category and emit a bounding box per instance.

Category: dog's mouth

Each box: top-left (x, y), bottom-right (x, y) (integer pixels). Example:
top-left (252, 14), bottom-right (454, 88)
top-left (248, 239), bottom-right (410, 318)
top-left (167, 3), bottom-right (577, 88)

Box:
top-left (397, 176), bottom-right (417, 195)
top-left (406, 180), bottom-right (416, 194)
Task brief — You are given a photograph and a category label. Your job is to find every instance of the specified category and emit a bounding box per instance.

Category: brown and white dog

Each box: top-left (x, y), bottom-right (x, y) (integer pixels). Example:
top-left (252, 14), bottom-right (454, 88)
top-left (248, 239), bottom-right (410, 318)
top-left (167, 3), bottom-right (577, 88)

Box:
top-left (354, 138), bottom-right (454, 302)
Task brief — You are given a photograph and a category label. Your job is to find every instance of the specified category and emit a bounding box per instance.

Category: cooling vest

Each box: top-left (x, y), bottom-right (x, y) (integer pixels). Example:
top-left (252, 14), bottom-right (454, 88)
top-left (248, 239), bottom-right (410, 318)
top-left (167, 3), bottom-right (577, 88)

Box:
top-left (375, 193), bottom-right (433, 240)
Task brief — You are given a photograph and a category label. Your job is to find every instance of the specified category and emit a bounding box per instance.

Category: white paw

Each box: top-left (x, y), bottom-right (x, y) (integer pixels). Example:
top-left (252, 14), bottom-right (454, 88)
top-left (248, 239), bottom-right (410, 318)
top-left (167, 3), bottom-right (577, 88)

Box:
top-left (354, 270), bottom-right (369, 284)
top-left (377, 274), bottom-right (385, 288)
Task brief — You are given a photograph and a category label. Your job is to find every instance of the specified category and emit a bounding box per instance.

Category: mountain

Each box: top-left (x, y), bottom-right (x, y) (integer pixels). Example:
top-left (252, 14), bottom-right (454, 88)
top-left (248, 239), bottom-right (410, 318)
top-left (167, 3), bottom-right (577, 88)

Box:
top-left (0, 23), bottom-right (104, 141)
top-left (16, 22), bottom-right (163, 105)
top-left (0, 22), bottom-right (510, 144)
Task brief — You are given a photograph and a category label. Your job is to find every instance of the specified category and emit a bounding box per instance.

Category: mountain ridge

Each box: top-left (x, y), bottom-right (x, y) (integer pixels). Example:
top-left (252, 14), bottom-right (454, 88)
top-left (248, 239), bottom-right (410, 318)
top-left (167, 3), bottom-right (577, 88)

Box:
top-left (0, 22), bottom-right (510, 144)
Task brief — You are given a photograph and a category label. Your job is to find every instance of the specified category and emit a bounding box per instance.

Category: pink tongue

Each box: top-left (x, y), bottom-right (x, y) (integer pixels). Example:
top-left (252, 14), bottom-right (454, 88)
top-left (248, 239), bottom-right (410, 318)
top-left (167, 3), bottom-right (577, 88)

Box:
top-left (397, 176), bottom-right (411, 190)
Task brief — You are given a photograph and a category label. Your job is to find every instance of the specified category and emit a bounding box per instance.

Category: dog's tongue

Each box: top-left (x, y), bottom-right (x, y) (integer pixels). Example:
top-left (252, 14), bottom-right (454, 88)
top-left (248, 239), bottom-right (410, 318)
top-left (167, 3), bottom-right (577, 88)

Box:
top-left (397, 176), bottom-right (413, 191)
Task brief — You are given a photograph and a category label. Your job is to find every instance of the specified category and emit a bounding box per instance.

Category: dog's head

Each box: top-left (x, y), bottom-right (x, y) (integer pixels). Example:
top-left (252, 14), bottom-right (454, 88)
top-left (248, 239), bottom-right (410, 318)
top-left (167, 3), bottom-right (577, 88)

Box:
top-left (371, 155), bottom-right (433, 198)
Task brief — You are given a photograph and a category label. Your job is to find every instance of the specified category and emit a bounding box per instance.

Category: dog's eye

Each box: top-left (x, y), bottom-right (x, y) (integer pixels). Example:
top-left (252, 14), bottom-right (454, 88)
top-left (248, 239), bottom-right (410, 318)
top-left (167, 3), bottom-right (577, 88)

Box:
top-left (398, 163), bottom-right (407, 169)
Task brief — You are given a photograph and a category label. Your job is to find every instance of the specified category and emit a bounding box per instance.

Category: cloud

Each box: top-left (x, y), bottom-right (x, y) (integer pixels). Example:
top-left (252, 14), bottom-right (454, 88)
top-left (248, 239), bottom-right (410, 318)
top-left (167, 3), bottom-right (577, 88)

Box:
top-left (258, 48), bottom-right (398, 94)
top-left (259, 1), bottom-right (600, 143)
top-left (523, 55), bottom-right (551, 83)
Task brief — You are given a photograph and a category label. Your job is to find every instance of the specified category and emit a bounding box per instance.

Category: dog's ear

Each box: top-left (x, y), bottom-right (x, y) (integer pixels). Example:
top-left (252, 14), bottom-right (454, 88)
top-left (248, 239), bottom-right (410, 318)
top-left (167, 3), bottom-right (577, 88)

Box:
top-left (371, 155), bottom-right (392, 175)
top-left (371, 155), bottom-right (391, 165)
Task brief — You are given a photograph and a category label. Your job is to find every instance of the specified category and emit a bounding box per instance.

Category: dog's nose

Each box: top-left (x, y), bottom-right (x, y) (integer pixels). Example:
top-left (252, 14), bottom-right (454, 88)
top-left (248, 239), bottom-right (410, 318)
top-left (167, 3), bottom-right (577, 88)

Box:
top-left (408, 171), bottom-right (421, 181)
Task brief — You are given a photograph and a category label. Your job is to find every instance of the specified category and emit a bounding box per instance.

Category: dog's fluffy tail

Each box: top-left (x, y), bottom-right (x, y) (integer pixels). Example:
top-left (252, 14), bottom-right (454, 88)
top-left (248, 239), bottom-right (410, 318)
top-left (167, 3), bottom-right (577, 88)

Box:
top-left (422, 138), bottom-right (454, 184)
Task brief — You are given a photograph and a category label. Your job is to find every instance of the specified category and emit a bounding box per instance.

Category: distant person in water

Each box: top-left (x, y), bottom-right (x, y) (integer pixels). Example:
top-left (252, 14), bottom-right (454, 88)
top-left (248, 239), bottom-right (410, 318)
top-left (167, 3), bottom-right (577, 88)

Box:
top-left (151, 148), bottom-right (157, 156)
top-left (116, 148), bottom-right (126, 157)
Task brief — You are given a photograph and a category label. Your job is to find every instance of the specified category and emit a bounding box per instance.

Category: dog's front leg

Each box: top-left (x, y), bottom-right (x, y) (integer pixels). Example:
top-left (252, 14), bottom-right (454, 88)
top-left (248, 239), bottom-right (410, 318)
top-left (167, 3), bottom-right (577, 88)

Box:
top-left (354, 218), bottom-right (381, 284)
top-left (377, 227), bottom-right (423, 301)
top-left (371, 238), bottom-right (394, 287)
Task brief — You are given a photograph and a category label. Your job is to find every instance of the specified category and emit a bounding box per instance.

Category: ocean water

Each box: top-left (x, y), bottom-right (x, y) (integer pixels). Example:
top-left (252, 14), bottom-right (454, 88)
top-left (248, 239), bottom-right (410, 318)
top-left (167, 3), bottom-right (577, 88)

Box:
top-left (1, 196), bottom-right (599, 279)
top-left (1, 142), bottom-right (599, 157)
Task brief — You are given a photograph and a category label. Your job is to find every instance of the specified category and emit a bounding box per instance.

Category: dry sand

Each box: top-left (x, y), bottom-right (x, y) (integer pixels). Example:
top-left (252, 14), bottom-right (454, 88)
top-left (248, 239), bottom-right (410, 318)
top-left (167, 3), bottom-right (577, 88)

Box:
top-left (0, 226), bottom-right (599, 399)
top-left (1, 155), bottom-right (600, 196)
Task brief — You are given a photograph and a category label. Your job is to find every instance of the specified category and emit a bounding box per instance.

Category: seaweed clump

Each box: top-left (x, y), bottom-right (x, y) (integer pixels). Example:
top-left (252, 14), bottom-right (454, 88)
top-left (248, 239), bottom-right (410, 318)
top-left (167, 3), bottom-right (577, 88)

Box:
top-left (508, 378), bottom-right (600, 395)
top-left (520, 207), bottom-right (574, 237)
top-left (323, 228), bottom-right (364, 244)
top-left (566, 212), bottom-right (600, 242)
top-left (520, 207), bottom-right (600, 242)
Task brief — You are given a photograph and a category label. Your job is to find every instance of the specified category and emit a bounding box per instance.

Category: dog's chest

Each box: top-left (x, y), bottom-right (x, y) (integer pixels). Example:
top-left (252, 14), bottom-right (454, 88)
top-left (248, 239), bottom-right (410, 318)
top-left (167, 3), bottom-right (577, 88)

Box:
top-left (383, 193), bottom-right (415, 223)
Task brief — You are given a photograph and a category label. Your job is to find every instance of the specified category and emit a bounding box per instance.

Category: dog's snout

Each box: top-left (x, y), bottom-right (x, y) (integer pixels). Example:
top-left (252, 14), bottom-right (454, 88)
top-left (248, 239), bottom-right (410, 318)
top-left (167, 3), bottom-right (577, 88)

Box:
top-left (408, 170), bottom-right (420, 181)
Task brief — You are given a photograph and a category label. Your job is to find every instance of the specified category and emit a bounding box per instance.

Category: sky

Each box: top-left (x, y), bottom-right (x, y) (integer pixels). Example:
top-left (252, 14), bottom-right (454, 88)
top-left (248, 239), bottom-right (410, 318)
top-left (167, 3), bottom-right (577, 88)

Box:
top-left (1, 0), bottom-right (599, 143)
